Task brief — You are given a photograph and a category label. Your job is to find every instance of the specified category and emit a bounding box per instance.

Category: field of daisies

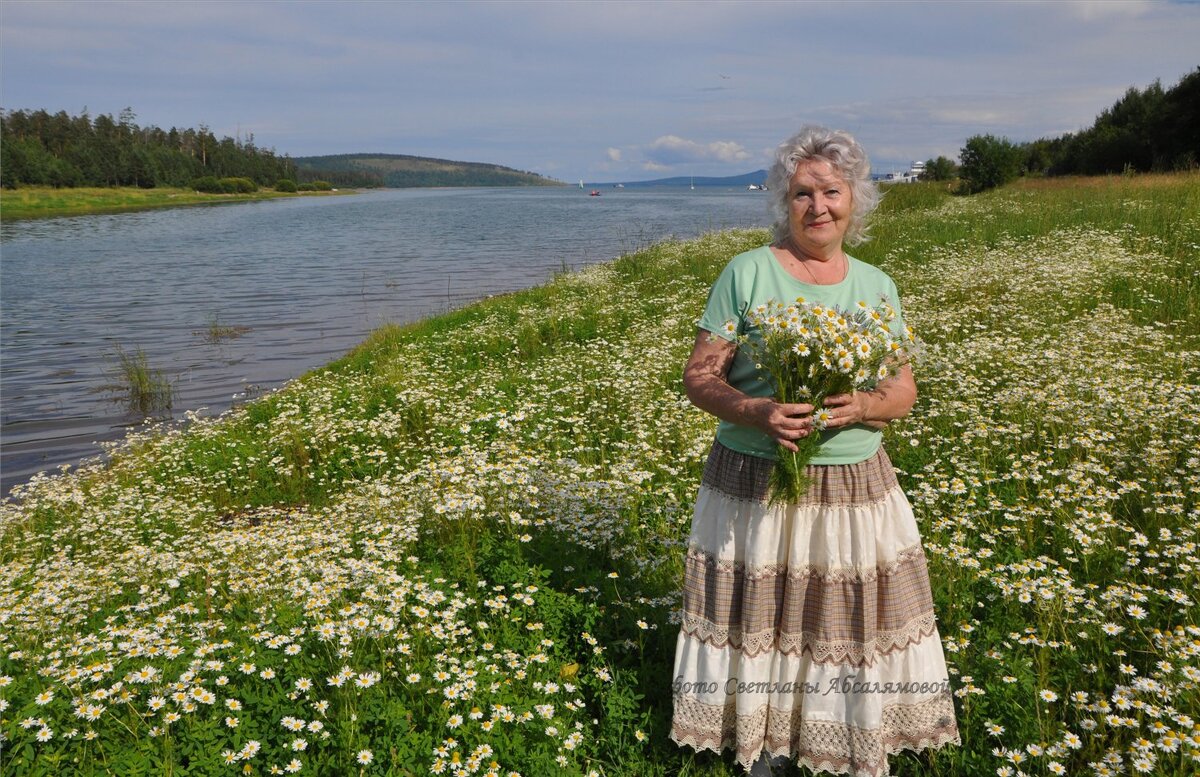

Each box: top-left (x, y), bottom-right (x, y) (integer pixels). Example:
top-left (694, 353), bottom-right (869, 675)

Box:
top-left (2, 173), bottom-right (1197, 776)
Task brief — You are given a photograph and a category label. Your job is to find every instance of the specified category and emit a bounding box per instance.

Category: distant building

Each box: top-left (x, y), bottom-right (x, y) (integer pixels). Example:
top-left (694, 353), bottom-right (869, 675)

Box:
top-left (879, 161), bottom-right (926, 184)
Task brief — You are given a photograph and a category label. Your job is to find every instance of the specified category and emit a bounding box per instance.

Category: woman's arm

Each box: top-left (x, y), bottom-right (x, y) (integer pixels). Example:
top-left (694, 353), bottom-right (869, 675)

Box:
top-left (682, 329), bottom-right (815, 452)
top-left (820, 363), bottom-right (917, 431)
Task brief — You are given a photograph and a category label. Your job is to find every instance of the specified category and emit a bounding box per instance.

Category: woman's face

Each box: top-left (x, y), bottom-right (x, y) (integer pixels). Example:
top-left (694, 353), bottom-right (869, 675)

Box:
top-left (786, 159), bottom-right (853, 257)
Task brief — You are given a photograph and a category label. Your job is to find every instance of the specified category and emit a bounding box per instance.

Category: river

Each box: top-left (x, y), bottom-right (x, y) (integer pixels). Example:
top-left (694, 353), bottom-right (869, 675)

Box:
top-left (1, 186), bottom-right (771, 495)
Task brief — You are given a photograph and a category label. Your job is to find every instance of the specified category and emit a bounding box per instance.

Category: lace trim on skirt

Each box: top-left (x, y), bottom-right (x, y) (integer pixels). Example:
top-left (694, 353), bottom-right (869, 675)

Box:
top-left (670, 691), bottom-right (961, 776)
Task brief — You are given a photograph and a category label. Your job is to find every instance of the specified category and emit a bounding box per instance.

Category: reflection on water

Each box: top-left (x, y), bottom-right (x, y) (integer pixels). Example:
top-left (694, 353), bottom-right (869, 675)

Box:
top-left (1, 187), bottom-right (770, 495)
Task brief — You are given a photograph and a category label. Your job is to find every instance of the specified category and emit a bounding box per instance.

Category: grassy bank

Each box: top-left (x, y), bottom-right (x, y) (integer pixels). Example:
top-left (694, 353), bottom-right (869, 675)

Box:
top-left (0, 186), bottom-right (350, 221)
top-left (1, 174), bottom-right (1197, 776)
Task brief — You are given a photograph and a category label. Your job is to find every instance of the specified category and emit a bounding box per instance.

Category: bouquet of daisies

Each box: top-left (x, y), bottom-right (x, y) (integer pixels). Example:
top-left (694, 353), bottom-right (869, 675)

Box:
top-left (724, 296), bottom-right (913, 505)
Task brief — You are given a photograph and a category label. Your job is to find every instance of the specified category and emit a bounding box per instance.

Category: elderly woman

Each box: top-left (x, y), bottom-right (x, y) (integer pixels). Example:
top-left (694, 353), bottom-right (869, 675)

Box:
top-left (670, 126), bottom-right (960, 776)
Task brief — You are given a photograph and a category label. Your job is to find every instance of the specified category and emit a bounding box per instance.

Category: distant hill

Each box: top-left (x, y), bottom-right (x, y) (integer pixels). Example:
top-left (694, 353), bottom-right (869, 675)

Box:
top-left (592, 169), bottom-right (769, 188)
top-left (292, 153), bottom-right (562, 188)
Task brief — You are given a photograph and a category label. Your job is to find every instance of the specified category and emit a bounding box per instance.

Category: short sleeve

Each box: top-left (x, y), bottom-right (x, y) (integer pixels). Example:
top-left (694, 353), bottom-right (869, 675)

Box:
top-left (697, 259), bottom-right (748, 342)
top-left (881, 275), bottom-right (911, 346)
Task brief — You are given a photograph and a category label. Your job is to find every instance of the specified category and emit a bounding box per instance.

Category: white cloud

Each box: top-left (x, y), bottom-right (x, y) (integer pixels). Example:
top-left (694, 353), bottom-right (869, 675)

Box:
top-left (927, 107), bottom-right (1009, 126)
top-left (644, 135), bottom-right (751, 166)
top-left (606, 147), bottom-right (622, 162)
top-left (1061, 0), bottom-right (1154, 21)
top-left (642, 161), bottom-right (669, 172)
top-left (707, 141), bottom-right (752, 163)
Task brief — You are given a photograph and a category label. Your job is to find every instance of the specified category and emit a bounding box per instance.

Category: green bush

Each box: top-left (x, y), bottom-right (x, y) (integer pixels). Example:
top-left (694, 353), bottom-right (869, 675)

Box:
top-left (190, 175), bottom-right (222, 193)
top-left (959, 134), bottom-right (1023, 194)
top-left (274, 178), bottom-right (298, 192)
top-left (311, 180), bottom-right (333, 191)
top-left (920, 155), bottom-right (958, 182)
top-left (194, 177), bottom-right (257, 194)
top-left (220, 177), bottom-right (257, 193)
top-left (297, 182), bottom-right (317, 192)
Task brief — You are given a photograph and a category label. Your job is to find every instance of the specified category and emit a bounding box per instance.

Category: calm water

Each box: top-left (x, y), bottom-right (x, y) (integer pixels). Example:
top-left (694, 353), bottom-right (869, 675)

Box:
top-left (1, 187), bottom-right (770, 495)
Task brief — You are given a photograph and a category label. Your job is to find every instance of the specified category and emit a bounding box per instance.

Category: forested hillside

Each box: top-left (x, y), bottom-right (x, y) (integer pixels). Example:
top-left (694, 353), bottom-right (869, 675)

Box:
top-left (0, 108), bottom-right (296, 188)
top-left (0, 108), bottom-right (562, 190)
top-left (292, 153), bottom-right (560, 188)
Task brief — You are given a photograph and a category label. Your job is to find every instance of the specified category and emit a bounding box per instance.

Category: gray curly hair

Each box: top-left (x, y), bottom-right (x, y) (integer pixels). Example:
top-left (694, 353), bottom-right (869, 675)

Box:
top-left (766, 125), bottom-right (881, 247)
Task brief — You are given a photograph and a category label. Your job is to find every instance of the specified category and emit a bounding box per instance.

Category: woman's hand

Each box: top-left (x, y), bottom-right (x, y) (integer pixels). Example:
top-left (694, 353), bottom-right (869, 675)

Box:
top-left (820, 391), bottom-right (873, 429)
top-left (747, 398), bottom-right (815, 452)
top-left (684, 330), bottom-right (815, 452)
top-left (821, 364), bottom-right (918, 431)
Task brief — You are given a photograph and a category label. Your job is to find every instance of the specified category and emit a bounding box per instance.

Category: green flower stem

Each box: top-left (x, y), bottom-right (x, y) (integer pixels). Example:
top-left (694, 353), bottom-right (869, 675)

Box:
top-left (769, 429), bottom-right (822, 506)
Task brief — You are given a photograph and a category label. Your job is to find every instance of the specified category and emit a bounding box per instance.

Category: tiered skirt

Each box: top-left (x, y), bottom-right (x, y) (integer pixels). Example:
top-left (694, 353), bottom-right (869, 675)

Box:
top-left (670, 442), bottom-right (961, 776)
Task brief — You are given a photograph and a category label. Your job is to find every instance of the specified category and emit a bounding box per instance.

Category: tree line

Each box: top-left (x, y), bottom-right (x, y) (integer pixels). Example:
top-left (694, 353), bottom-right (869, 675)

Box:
top-left (1, 107), bottom-right (298, 189)
top-left (922, 67), bottom-right (1199, 193)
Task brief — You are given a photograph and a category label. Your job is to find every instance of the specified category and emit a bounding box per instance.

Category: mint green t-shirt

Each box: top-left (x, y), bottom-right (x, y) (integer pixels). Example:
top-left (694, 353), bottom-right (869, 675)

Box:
top-left (697, 245), bottom-right (908, 464)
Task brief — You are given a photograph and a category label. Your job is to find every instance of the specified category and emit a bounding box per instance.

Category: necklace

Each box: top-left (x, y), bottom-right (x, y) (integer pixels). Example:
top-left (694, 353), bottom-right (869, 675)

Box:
top-left (785, 238), bottom-right (846, 285)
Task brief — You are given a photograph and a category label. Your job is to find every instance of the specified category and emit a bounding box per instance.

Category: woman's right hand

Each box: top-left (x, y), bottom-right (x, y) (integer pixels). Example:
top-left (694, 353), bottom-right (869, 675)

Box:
top-left (684, 330), bottom-right (814, 452)
top-left (749, 398), bottom-right (814, 452)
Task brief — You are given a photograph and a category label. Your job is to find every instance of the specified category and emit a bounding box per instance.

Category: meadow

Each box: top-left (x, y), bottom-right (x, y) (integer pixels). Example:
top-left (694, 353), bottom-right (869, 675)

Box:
top-left (0, 173), bottom-right (1197, 776)
top-left (0, 187), bottom-right (345, 221)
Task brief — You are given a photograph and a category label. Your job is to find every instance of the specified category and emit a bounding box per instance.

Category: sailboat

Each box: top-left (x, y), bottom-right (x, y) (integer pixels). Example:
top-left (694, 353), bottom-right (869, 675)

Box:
top-left (690, 176), bottom-right (695, 191)
top-left (579, 179), bottom-right (584, 189)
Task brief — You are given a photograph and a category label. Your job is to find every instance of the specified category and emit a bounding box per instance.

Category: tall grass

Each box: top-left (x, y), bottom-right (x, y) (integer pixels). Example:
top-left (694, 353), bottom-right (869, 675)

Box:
top-left (861, 173), bottom-right (1200, 332)
top-left (1, 173), bottom-right (1197, 776)
top-left (196, 313), bottom-right (251, 345)
top-left (110, 344), bottom-right (175, 416)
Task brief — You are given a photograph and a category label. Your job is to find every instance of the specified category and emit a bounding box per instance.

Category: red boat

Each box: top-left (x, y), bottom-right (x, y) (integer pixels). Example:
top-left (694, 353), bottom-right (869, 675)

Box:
top-left (589, 190), bottom-right (601, 196)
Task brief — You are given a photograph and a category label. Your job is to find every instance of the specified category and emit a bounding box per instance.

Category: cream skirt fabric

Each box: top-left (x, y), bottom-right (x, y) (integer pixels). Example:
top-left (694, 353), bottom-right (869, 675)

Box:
top-left (670, 442), bottom-right (961, 775)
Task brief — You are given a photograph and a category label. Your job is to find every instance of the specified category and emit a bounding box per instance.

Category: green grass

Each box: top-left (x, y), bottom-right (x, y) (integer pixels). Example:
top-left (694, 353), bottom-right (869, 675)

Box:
top-left (195, 313), bottom-right (252, 345)
top-left (0, 185), bottom-right (351, 220)
top-left (0, 173), bottom-right (1197, 776)
top-left (861, 173), bottom-right (1200, 333)
top-left (109, 344), bottom-right (175, 416)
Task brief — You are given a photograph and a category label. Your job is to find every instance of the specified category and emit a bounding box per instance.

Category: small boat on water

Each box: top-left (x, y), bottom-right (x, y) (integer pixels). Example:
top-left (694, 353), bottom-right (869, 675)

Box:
top-left (589, 190), bottom-right (601, 197)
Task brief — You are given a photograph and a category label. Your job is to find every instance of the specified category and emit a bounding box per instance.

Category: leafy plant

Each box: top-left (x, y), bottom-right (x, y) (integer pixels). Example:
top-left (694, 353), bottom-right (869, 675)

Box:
top-left (109, 344), bottom-right (174, 415)
top-left (196, 313), bottom-right (251, 344)
top-left (920, 156), bottom-right (958, 182)
top-left (959, 134), bottom-right (1023, 194)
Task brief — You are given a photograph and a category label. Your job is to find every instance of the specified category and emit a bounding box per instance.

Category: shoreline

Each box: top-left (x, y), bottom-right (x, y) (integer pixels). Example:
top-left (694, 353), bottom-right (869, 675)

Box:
top-left (0, 185), bottom-right (357, 221)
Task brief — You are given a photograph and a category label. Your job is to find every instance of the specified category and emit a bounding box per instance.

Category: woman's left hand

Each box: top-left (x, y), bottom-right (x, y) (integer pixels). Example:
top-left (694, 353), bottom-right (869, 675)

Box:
top-left (819, 364), bottom-right (918, 431)
top-left (821, 391), bottom-right (875, 429)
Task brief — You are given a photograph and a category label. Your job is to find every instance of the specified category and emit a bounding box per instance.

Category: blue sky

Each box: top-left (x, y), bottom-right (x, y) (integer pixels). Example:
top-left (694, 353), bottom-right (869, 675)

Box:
top-left (2, 0), bottom-right (1197, 181)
